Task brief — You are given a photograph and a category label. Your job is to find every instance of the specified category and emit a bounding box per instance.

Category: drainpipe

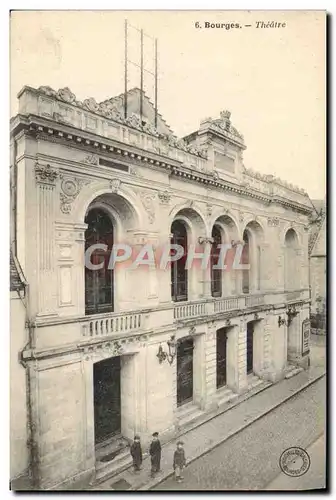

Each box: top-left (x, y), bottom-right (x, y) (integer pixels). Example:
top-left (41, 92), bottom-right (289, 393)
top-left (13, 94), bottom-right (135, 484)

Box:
top-left (14, 255), bottom-right (39, 488)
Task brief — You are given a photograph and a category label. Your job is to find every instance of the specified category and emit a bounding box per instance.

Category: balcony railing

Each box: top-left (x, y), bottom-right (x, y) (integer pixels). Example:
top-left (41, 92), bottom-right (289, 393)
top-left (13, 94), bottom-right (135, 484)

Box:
top-left (214, 296), bottom-right (240, 313)
top-left (174, 301), bottom-right (207, 320)
top-left (77, 289), bottom-right (309, 338)
top-left (81, 311), bottom-right (143, 338)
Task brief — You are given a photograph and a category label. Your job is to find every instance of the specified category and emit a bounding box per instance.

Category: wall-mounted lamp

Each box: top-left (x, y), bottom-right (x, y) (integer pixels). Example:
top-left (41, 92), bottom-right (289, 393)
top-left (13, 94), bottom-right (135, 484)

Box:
top-left (278, 306), bottom-right (299, 328)
top-left (156, 335), bottom-right (177, 365)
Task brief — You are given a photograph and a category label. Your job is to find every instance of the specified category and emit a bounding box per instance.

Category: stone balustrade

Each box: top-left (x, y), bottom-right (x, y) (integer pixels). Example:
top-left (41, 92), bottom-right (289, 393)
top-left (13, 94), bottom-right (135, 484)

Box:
top-left (81, 311), bottom-right (143, 338)
top-left (72, 289), bottom-right (309, 339)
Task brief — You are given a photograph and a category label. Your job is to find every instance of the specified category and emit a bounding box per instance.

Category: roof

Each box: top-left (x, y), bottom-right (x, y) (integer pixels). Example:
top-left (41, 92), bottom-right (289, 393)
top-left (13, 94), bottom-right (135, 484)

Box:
top-left (10, 251), bottom-right (25, 292)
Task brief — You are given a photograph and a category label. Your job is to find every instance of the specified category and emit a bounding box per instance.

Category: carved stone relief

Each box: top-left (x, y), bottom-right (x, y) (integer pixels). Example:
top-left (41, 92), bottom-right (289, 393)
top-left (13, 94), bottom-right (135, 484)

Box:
top-left (138, 191), bottom-right (157, 224)
top-left (158, 190), bottom-right (171, 204)
top-left (59, 174), bottom-right (91, 214)
top-left (35, 163), bottom-right (58, 184)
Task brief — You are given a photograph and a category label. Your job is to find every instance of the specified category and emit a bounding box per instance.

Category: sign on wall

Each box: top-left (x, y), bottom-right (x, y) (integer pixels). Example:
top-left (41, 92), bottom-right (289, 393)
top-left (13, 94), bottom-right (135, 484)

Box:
top-left (302, 319), bottom-right (311, 355)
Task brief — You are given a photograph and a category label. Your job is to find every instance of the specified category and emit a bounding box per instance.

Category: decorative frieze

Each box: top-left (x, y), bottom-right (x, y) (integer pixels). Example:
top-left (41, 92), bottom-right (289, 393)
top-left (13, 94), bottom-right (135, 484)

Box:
top-left (83, 154), bottom-right (98, 166)
top-left (81, 334), bottom-right (149, 361)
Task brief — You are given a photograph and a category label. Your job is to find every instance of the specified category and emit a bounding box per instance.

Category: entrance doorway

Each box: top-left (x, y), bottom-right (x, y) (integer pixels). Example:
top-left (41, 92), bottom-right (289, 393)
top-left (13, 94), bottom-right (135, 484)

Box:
top-left (177, 337), bottom-right (194, 406)
top-left (93, 356), bottom-right (121, 445)
top-left (246, 322), bottom-right (254, 374)
top-left (216, 328), bottom-right (227, 388)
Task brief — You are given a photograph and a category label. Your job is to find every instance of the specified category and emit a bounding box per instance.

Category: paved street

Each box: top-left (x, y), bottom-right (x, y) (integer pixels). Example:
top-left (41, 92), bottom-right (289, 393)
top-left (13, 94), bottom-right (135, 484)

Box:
top-left (154, 376), bottom-right (326, 491)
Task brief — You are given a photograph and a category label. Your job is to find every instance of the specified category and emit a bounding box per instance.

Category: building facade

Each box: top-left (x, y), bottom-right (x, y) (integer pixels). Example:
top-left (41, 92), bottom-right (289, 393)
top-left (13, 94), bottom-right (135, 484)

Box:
top-left (10, 85), bottom-right (313, 489)
top-left (309, 199), bottom-right (326, 333)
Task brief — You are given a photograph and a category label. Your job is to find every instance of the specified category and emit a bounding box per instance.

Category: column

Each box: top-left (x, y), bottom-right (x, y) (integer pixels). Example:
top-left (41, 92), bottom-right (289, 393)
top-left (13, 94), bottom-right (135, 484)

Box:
top-left (193, 333), bottom-right (207, 409)
top-left (197, 237), bottom-right (213, 299)
top-left (203, 323), bottom-right (217, 410)
top-left (227, 322), bottom-right (247, 393)
top-left (35, 163), bottom-right (58, 317)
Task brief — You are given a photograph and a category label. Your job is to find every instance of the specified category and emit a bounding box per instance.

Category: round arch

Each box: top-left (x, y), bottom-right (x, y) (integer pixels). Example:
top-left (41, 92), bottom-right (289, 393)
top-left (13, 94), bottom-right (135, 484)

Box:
top-left (73, 180), bottom-right (145, 229)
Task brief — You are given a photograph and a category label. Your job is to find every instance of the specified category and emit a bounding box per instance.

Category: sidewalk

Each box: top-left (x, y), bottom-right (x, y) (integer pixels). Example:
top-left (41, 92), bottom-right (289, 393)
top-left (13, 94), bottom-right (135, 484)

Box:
top-left (92, 363), bottom-right (326, 491)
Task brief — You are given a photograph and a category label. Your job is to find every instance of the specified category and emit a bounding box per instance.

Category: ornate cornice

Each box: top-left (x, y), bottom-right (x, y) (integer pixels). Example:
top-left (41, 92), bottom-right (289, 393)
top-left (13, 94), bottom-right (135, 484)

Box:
top-left (35, 85), bottom-right (207, 159)
top-left (15, 120), bottom-right (313, 216)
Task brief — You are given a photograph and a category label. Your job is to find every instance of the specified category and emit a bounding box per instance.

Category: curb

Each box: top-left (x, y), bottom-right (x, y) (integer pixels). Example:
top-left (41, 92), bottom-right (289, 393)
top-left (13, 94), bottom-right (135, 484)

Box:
top-left (137, 371), bottom-right (326, 491)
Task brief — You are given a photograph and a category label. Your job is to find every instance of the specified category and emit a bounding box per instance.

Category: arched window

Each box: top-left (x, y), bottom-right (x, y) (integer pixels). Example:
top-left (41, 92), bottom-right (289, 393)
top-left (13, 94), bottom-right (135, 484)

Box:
top-left (85, 208), bottom-right (114, 315)
top-left (211, 225), bottom-right (222, 297)
top-left (171, 220), bottom-right (188, 302)
top-left (284, 229), bottom-right (299, 291)
top-left (242, 230), bottom-right (250, 294)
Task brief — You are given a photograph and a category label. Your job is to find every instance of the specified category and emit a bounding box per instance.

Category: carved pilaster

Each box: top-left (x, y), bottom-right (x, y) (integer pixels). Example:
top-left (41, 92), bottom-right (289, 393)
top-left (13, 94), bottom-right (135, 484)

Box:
top-left (35, 163), bottom-right (58, 316)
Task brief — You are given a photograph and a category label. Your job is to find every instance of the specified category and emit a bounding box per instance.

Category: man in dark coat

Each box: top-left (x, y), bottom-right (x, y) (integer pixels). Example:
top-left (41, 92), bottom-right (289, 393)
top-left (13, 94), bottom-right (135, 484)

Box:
top-left (149, 432), bottom-right (161, 477)
top-left (130, 435), bottom-right (142, 472)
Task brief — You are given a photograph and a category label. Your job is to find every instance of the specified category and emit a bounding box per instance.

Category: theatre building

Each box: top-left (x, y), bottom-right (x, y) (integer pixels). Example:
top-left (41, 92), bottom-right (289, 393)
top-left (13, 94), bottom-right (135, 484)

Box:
top-left (10, 85), bottom-right (313, 489)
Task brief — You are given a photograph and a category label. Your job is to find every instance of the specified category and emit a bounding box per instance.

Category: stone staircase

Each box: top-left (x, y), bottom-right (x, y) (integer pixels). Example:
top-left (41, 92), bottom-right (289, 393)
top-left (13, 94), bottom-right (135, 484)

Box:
top-left (176, 401), bottom-right (205, 430)
top-left (213, 386), bottom-right (239, 408)
top-left (94, 437), bottom-right (132, 483)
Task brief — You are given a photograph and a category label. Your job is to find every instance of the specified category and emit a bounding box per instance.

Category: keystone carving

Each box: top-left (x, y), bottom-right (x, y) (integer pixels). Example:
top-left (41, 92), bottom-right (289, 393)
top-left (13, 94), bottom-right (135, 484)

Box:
top-left (110, 179), bottom-right (121, 193)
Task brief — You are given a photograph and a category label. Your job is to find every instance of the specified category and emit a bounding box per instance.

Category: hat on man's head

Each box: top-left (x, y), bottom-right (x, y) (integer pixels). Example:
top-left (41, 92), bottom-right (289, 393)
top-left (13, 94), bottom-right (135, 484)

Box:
top-left (177, 440), bottom-right (184, 445)
top-left (152, 432), bottom-right (159, 437)
top-left (134, 434), bottom-right (140, 440)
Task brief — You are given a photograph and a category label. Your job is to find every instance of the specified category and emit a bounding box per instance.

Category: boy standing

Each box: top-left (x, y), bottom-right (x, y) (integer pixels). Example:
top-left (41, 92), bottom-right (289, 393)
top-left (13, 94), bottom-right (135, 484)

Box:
top-left (173, 441), bottom-right (186, 483)
top-left (130, 435), bottom-right (142, 472)
top-left (149, 432), bottom-right (161, 477)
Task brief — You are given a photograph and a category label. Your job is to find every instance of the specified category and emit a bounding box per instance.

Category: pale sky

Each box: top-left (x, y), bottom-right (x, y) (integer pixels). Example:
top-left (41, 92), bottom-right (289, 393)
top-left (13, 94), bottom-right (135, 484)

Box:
top-left (10, 10), bottom-right (326, 199)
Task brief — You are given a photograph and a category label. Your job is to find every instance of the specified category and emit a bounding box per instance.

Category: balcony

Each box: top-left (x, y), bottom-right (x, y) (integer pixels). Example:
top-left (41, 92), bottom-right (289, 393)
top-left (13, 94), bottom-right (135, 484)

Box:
top-left (81, 310), bottom-right (144, 338)
top-left (33, 289), bottom-right (309, 352)
top-left (79, 289), bottom-right (309, 337)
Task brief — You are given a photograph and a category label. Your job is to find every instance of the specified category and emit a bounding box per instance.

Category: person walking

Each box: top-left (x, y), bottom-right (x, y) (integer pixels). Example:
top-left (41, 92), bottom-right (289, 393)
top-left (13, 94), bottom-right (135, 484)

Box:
top-left (149, 432), bottom-right (161, 477)
top-left (130, 434), bottom-right (142, 472)
top-left (173, 441), bottom-right (186, 483)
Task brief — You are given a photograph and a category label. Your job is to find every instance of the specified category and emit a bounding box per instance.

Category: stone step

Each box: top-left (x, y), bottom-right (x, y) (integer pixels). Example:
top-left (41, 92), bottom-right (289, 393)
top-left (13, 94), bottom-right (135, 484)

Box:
top-left (177, 401), bottom-right (199, 420)
top-left (247, 375), bottom-right (263, 389)
top-left (214, 387), bottom-right (239, 407)
top-left (284, 365), bottom-right (304, 379)
top-left (95, 448), bottom-right (132, 482)
top-left (177, 402), bottom-right (205, 429)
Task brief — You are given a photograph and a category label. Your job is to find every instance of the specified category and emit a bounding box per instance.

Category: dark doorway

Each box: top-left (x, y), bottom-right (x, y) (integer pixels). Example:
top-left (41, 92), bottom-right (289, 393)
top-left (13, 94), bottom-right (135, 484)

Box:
top-left (216, 328), bottom-right (227, 388)
top-left (177, 337), bottom-right (194, 406)
top-left (94, 357), bottom-right (121, 444)
top-left (246, 322), bottom-right (254, 374)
